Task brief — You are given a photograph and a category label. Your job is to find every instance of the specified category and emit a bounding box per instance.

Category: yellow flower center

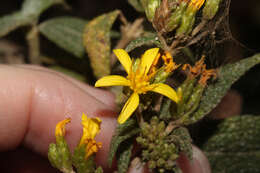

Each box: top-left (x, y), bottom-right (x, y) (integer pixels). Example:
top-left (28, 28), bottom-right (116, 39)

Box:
top-left (127, 70), bottom-right (154, 94)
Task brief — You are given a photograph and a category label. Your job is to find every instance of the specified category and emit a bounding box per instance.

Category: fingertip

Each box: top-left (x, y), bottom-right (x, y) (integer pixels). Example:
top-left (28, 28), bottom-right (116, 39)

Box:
top-left (192, 146), bottom-right (211, 173)
top-left (177, 145), bottom-right (211, 173)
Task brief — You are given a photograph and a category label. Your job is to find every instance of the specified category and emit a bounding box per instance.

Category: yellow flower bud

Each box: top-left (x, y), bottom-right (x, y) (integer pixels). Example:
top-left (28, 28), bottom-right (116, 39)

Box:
top-left (55, 118), bottom-right (71, 137)
top-left (79, 113), bottom-right (102, 159)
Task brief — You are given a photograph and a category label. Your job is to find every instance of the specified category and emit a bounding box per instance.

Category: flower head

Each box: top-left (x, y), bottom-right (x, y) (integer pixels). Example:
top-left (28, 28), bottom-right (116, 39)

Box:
top-left (55, 118), bottom-right (71, 137)
top-left (95, 48), bottom-right (179, 124)
top-left (79, 113), bottom-right (102, 158)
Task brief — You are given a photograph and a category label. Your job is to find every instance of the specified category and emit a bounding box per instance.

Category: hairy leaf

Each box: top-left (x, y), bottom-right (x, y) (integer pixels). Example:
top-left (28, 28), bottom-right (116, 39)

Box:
top-left (171, 127), bottom-right (193, 160)
top-left (128, 0), bottom-right (144, 12)
top-left (0, 12), bottom-right (31, 37)
top-left (108, 119), bottom-right (139, 167)
top-left (0, 0), bottom-right (63, 37)
top-left (125, 35), bottom-right (162, 52)
top-left (83, 10), bottom-right (120, 78)
top-left (117, 141), bottom-right (134, 173)
top-left (203, 115), bottom-right (260, 173)
top-left (72, 147), bottom-right (95, 173)
top-left (188, 53), bottom-right (260, 124)
top-left (21, 0), bottom-right (63, 19)
top-left (39, 17), bottom-right (86, 58)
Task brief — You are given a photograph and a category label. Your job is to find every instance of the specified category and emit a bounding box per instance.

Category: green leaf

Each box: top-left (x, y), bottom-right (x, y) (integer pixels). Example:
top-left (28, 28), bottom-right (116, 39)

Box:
top-left (72, 146), bottom-right (95, 173)
top-left (21, 0), bottom-right (63, 19)
top-left (0, 12), bottom-right (31, 37)
top-left (117, 141), bottom-right (134, 173)
top-left (83, 10), bottom-right (120, 78)
top-left (171, 127), bottom-right (193, 160)
top-left (125, 34), bottom-right (162, 52)
top-left (108, 119), bottom-right (139, 167)
top-left (128, 0), bottom-right (144, 12)
top-left (0, 0), bottom-right (63, 38)
top-left (203, 115), bottom-right (260, 173)
top-left (39, 17), bottom-right (87, 58)
top-left (188, 53), bottom-right (260, 124)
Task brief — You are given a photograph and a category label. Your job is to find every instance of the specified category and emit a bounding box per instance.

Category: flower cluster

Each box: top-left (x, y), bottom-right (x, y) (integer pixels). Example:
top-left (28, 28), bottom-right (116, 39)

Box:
top-left (55, 113), bottom-right (102, 159)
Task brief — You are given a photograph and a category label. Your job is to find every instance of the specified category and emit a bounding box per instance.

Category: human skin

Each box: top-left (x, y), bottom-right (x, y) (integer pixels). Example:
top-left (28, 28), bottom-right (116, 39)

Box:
top-left (0, 65), bottom-right (210, 173)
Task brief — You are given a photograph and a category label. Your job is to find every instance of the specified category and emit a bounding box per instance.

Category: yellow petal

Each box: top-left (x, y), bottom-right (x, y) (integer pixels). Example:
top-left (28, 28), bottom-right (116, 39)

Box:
top-left (118, 92), bottom-right (139, 124)
top-left (140, 48), bottom-right (159, 75)
top-left (80, 113), bottom-right (102, 145)
top-left (113, 49), bottom-right (132, 74)
top-left (95, 75), bottom-right (130, 87)
top-left (150, 83), bottom-right (179, 103)
top-left (55, 118), bottom-right (71, 137)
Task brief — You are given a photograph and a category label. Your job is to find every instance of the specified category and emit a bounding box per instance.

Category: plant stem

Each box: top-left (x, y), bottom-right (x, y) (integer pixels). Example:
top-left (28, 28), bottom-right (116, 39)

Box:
top-left (26, 25), bottom-right (41, 64)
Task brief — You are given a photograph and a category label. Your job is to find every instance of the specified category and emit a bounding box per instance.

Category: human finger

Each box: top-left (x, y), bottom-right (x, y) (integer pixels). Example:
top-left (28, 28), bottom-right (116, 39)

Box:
top-left (0, 65), bottom-right (117, 170)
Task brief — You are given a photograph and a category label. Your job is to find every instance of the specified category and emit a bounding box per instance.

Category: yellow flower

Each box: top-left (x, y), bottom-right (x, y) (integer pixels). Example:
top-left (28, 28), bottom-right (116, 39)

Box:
top-left (189, 0), bottom-right (205, 11)
top-left (55, 118), bottom-right (71, 137)
top-left (95, 48), bottom-right (179, 124)
top-left (79, 113), bottom-right (102, 159)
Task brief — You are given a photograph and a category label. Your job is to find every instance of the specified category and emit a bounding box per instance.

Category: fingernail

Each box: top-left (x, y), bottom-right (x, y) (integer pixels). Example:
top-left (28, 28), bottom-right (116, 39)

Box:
top-left (192, 146), bottom-right (211, 173)
top-left (128, 157), bottom-right (150, 173)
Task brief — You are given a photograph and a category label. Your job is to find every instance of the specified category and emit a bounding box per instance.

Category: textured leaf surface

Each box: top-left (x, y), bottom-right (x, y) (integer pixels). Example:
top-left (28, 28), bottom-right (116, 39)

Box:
top-left (0, 0), bottom-right (63, 37)
top-left (128, 0), bottom-right (144, 12)
top-left (203, 115), bottom-right (260, 173)
top-left (21, 0), bottom-right (63, 19)
top-left (117, 142), bottom-right (134, 173)
top-left (83, 10), bottom-right (120, 78)
top-left (171, 127), bottom-right (193, 160)
top-left (188, 53), bottom-right (260, 124)
top-left (39, 17), bottom-right (86, 58)
top-left (0, 12), bottom-right (31, 37)
top-left (125, 35), bottom-right (162, 52)
top-left (108, 119), bottom-right (139, 167)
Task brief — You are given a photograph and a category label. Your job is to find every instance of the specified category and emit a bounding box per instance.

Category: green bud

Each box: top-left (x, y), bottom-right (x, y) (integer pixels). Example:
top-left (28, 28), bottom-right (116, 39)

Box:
top-left (48, 137), bottom-right (73, 173)
top-left (141, 0), bottom-right (161, 22)
top-left (180, 84), bottom-right (205, 124)
top-left (72, 145), bottom-right (96, 173)
top-left (95, 166), bottom-right (104, 173)
top-left (180, 78), bottom-right (197, 103)
top-left (166, 1), bottom-right (188, 32)
top-left (158, 121), bottom-right (166, 133)
top-left (153, 69), bottom-right (168, 83)
top-left (176, 78), bottom-right (196, 116)
top-left (157, 158), bottom-right (166, 167)
top-left (176, 5), bottom-right (196, 36)
top-left (203, 0), bottom-right (222, 20)
top-left (148, 160), bottom-right (157, 169)
top-left (184, 84), bottom-right (204, 113)
top-left (48, 143), bottom-right (60, 168)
